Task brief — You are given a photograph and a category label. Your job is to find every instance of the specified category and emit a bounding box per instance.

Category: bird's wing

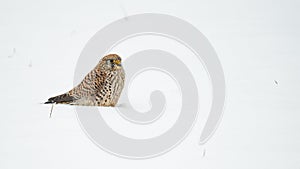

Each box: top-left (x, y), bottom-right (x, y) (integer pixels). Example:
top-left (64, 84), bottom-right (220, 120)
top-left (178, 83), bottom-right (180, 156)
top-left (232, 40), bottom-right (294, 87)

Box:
top-left (45, 67), bottom-right (107, 105)
top-left (68, 69), bottom-right (107, 100)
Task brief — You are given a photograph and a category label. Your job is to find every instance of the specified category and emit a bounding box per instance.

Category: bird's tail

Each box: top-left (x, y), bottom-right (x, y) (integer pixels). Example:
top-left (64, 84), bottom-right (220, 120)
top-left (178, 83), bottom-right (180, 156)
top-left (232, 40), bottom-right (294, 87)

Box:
top-left (45, 93), bottom-right (75, 104)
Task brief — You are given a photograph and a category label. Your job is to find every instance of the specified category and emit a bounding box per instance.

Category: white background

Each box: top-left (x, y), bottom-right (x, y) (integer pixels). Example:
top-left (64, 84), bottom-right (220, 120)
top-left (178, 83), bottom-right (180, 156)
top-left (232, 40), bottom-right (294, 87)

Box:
top-left (0, 0), bottom-right (299, 169)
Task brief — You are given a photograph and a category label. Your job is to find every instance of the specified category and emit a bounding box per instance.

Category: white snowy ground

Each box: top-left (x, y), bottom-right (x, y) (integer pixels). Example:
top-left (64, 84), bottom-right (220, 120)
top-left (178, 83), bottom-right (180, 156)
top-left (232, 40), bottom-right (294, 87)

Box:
top-left (1, 0), bottom-right (300, 169)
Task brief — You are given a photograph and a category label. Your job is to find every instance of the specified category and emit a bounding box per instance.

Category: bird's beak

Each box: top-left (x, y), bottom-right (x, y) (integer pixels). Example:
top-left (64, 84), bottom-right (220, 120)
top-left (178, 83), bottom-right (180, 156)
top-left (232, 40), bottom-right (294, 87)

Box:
top-left (114, 59), bottom-right (121, 66)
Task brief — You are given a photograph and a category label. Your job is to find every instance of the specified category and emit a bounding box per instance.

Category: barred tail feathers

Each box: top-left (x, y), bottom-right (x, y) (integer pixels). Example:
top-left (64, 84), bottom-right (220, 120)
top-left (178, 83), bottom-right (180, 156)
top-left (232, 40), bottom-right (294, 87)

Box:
top-left (45, 93), bottom-right (75, 104)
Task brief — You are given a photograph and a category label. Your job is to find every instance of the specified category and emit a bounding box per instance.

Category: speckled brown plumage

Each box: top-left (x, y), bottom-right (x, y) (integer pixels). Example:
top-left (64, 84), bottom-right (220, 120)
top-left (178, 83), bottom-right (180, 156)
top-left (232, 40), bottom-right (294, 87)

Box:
top-left (45, 54), bottom-right (125, 107)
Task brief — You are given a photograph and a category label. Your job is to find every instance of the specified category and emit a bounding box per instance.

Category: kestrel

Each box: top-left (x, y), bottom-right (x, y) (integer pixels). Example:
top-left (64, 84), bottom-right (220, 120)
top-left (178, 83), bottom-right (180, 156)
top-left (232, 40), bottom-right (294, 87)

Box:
top-left (45, 54), bottom-right (125, 107)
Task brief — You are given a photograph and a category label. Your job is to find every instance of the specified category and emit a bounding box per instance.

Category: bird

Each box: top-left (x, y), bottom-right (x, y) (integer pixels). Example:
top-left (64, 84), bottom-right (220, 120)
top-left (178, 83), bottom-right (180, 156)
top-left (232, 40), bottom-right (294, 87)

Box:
top-left (45, 54), bottom-right (125, 107)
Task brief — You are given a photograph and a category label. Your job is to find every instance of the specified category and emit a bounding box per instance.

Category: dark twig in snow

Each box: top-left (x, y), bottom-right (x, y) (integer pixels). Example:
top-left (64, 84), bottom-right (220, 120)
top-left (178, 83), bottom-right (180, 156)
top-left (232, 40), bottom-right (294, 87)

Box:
top-left (49, 104), bottom-right (55, 118)
top-left (202, 148), bottom-right (206, 157)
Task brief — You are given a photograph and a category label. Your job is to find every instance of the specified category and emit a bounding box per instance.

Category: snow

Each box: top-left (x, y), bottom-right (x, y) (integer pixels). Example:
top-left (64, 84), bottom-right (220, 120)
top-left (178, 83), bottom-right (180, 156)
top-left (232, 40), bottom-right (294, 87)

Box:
top-left (1, 0), bottom-right (300, 168)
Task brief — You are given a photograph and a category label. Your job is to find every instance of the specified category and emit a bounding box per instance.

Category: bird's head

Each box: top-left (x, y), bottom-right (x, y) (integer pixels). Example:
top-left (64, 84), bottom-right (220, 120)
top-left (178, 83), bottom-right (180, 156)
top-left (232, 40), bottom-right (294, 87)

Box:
top-left (100, 54), bottom-right (123, 70)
